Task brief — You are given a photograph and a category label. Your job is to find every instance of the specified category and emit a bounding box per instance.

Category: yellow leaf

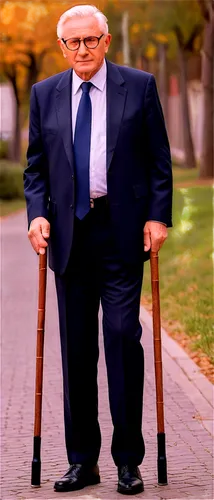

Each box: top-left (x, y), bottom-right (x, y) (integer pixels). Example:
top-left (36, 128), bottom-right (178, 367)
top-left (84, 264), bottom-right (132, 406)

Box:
top-left (153, 33), bottom-right (168, 44)
top-left (145, 42), bottom-right (157, 60)
top-left (131, 23), bottom-right (140, 35)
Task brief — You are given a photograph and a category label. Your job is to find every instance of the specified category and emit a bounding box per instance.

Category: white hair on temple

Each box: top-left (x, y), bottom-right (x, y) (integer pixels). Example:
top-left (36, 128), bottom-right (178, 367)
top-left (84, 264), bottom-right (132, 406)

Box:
top-left (57, 4), bottom-right (109, 38)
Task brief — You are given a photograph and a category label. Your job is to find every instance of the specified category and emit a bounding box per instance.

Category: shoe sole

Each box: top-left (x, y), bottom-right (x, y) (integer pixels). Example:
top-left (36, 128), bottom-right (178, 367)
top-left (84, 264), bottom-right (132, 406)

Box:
top-left (117, 483), bottom-right (144, 495)
top-left (54, 475), bottom-right (100, 492)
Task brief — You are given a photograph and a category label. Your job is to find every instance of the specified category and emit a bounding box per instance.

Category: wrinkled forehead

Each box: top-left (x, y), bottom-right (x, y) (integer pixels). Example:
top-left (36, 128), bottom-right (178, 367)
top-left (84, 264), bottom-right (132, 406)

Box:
top-left (61, 15), bottom-right (102, 39)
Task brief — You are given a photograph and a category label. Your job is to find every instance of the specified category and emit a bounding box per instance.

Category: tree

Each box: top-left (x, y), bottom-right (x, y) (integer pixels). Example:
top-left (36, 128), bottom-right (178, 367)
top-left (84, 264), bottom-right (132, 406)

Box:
top-left (173, 23), bottom-right (201, 169)
top-left (144, 0), bottom-right (204, 169)
top-left (0, 1), bottom-right (74, 161)
top-left (104, 0), bottom-right (155, 68)
top-left (153, 34), bottom-right (169, 124)
top-left (198, 0), bottom-right (214, 178)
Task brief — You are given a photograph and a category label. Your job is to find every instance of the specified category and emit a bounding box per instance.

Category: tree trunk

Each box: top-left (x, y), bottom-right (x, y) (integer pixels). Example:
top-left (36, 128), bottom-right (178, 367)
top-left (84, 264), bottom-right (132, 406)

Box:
top-left (141, 55), bottom-right (149, 72)
top-left (178, 45), bottom-right (196, 168)
top-left (122, 11), bottom-right (131, 66)
top-left (158, 43), bottom-right (168, 127)
top-left (135, 48), bottom-right (143, 69)
top-left (13, 101), bottom-right (21, 162)
top-left (9, 74), bottom-right (21, 162)
top-left (199, 4), bottom-right (214, 178)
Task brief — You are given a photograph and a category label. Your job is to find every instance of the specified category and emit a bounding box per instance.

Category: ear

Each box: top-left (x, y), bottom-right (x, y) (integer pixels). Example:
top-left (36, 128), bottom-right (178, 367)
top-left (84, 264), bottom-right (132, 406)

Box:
top-left (57, 38), bottom-right (67, 58)
top-left (104, 34), bottom-right (112, 54)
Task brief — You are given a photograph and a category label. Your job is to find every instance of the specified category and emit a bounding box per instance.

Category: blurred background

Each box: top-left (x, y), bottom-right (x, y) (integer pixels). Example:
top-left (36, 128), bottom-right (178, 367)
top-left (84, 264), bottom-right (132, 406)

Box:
top-left (0, 1), bottom-right (213, 381)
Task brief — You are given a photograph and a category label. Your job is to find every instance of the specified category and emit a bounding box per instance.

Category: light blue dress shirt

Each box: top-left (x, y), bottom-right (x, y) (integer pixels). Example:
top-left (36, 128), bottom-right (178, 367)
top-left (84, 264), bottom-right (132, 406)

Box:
top-left (72, 60), bottom-right (107, 198)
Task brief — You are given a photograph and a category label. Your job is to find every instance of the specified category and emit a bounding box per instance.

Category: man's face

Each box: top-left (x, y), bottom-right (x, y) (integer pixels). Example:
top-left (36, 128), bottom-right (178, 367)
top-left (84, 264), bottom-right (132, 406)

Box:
top-left (58, 15), bottom-right (111, 80)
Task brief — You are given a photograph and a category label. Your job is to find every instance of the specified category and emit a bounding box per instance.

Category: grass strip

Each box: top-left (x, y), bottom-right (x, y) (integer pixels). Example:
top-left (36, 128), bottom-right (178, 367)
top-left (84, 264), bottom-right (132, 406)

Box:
top-left (0, 199), bottom-right (26, 217)
top-left (142, 185), bottom-right (213, 364)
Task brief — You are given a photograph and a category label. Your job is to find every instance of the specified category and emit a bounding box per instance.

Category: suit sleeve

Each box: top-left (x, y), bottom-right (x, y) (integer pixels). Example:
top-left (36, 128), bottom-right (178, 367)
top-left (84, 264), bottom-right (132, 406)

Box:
top-left (24, 85), bottom-right (49, 227)
top-left (144, 75), bottom-right (173, 227)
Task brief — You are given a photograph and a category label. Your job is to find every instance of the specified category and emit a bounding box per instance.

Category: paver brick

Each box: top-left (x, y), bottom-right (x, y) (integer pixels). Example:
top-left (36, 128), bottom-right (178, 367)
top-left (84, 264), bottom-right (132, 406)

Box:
top-left (1, 212), bottom-right (213, 500)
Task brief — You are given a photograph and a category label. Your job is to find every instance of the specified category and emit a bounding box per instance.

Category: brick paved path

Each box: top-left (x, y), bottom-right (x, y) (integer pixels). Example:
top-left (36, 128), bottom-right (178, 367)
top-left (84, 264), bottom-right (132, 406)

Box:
top-left (1, 212), bottom-right (213, 500)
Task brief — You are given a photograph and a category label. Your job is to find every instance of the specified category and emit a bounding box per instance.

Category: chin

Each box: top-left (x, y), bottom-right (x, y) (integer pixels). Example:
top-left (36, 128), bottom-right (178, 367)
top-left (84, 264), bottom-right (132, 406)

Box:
top-left (77, 62), bottom-right (94, 70)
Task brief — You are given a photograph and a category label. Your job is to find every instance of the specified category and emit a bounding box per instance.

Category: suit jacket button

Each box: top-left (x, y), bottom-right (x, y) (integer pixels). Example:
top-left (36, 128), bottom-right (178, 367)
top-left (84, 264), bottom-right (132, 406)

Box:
top-left (71, 175), bottom-right (74, 180)
top-left (70, 204), bottom-right (74, 209)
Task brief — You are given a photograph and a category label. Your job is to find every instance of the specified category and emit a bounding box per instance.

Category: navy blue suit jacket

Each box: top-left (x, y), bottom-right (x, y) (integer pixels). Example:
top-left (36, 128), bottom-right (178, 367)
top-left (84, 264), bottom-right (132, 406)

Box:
top-left (24, 60), bottom-right (172, 275)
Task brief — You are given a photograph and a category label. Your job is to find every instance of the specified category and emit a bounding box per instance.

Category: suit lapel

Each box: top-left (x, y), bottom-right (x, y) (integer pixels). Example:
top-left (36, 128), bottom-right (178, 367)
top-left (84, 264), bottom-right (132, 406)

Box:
top-left (56, 69), bottom-right (74, 170)
top-left (106, 60), bottom-right (127, 171)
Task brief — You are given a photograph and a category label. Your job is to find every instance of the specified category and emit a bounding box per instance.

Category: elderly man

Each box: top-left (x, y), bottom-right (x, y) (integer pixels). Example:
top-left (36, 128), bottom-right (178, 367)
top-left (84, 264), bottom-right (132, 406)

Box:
top-left (24, 4), bottom-right (172, 495)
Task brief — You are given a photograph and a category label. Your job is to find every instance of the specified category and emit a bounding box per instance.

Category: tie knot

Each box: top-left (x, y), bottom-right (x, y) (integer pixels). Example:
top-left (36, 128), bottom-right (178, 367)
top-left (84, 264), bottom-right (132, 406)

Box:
top-left (81, 82), bottom-right (92, 93)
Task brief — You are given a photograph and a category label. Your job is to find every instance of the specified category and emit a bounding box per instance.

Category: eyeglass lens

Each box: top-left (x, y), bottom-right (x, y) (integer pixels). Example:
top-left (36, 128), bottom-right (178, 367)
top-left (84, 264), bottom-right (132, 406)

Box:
top-left (66, 36), bottom-right (100, 50)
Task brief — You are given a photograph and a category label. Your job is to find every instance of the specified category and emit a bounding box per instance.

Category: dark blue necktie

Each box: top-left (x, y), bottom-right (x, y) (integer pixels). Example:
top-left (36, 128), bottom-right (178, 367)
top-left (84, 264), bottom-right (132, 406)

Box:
top-left (74, 81), bottom-right (92, 220)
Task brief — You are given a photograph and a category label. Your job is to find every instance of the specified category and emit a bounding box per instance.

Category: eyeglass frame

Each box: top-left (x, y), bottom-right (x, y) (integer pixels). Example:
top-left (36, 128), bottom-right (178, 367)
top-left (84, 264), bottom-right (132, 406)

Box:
top-left (61, 34), bottom-right (104, 51)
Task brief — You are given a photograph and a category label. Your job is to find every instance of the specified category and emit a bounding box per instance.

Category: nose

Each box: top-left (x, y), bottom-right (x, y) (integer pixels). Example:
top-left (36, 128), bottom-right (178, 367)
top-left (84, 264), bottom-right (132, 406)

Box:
top-left (78, 40), bottom-right (89, 56)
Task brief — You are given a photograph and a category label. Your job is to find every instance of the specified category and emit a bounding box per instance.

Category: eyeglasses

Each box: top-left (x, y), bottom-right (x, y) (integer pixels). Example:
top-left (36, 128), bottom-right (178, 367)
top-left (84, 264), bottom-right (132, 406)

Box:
top-left (61, 34), bottom-right (104, 51)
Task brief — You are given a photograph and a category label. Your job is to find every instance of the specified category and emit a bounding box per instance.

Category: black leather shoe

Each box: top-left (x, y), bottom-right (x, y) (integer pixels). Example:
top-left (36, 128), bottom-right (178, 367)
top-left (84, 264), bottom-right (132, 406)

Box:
top-left (117, 465), bottom-right (144, 495)
top-left (54, 463), bottom-right (100, 492)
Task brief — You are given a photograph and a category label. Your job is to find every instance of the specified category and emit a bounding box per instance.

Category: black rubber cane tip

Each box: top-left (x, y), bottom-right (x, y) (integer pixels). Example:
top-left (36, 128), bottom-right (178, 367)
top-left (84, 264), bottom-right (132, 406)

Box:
top-left (157, 433), bottom-right (167, 485)
top-left (158, 456), bottom-right (168, 486)
top-left (31, 459), bottom-right (41, 487)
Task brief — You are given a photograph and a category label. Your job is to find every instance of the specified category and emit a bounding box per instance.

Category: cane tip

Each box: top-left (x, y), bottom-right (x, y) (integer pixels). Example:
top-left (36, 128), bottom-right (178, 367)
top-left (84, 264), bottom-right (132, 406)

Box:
top-left (31, 458), bottom-right (41, 488)
top-left (157, 454), bottom-right (167, 486)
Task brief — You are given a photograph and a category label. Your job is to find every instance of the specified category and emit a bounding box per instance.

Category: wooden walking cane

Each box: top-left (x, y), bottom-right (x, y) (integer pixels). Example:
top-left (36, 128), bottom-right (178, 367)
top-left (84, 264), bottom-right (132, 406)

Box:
top-left (31, 251), bottom-right (47, 487)
top-left (150, 251), bottom-right (168, 486)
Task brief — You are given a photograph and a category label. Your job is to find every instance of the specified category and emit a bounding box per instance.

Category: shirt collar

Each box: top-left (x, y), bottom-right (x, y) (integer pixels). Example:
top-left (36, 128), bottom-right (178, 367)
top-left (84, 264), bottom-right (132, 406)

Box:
top-left (72, 59), bottom-right (106, 95)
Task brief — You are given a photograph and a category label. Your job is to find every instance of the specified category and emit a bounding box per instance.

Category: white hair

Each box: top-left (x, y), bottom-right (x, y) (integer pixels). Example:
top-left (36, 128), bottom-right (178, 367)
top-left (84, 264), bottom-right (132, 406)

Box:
top-left (57, 5), bottom-right (108, 38)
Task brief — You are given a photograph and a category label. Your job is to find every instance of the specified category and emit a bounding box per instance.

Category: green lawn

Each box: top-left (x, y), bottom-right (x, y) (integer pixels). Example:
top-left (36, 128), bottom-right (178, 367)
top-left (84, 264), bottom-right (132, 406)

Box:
top-left (142, 185), bottom-right (213, 363)
top-left (0, 199), bottom-right (26, 217)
